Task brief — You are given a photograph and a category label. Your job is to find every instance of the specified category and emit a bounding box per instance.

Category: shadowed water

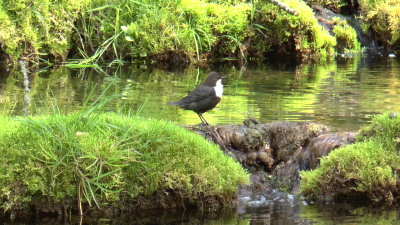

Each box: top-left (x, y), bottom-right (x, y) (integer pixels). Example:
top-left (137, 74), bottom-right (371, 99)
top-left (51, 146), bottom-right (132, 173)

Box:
top-left (1, 54), bottom-right (400, 224)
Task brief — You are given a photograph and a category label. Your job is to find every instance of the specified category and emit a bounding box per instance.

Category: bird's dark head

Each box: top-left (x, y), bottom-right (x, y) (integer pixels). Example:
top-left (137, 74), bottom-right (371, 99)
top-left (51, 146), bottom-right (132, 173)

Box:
top-left (202, 72), bottom-right (226, 86)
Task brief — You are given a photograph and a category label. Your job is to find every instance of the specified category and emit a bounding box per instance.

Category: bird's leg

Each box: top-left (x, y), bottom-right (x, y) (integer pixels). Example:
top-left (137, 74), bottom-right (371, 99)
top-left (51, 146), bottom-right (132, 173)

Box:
top-left (197, 113), bottom-right (206, 124)
top-left (197, 113), bottom-right (209, 125)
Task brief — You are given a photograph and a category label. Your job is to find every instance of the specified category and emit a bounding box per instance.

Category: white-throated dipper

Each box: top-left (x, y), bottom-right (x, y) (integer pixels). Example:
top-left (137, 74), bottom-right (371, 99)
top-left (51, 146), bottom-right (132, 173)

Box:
top-left (167, 72), bottom-right (226, 125)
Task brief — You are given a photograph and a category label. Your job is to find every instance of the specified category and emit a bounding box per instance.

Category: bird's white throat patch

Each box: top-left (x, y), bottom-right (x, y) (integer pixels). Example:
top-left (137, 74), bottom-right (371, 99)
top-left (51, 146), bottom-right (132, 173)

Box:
top-left (214, 79), bottom-right (223, 98)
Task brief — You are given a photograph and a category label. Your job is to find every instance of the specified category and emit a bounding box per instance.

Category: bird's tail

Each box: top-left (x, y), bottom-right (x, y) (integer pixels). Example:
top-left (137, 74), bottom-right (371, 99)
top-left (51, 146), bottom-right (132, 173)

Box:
top-left (167, 101), bottom-right (179, 106)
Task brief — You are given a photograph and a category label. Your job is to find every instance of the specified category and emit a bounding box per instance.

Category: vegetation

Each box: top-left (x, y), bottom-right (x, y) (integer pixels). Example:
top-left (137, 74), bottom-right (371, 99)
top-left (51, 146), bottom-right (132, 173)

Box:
top-left (252, 0), bottom-right (337, 59)
top-left (0, 111), bottom-right (249, 216)
top-left (359, 0), bottom-right (400, 48)
top-left (0, 0), bottom-right (367, 66)
top-left (332, 17), bottom-right (361, 53)
top-left (0, 0), bottom-right (90, 64)
top-left (2, 0), bottom-right (400, 64)
top-left (305, 0), bottom-right (348, 13)
top-left (300, 112), bottom-right (400, 203)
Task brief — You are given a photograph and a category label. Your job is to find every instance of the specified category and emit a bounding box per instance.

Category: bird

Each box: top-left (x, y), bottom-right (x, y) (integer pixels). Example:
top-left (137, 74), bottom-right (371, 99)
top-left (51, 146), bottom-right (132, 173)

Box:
top-left (167, 72), bottom-right (226, 125)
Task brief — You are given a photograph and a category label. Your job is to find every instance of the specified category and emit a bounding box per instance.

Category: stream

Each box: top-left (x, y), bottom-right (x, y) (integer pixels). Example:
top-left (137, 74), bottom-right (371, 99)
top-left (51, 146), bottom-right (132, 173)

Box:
top-left (1, 53), bottom-right (400, 224)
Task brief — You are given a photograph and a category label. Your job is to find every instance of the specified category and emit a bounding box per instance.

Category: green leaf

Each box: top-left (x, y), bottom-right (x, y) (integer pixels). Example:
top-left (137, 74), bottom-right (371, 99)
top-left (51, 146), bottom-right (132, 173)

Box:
top-left (125, 36), bottom-right (135, 42)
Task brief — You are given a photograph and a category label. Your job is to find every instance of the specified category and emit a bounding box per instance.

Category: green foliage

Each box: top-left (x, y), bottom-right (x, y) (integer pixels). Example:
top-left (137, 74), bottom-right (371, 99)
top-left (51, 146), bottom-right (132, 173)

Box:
top-left (253, 0), bottom-right (336, 58)
top-left (300, 112), bottom-right (400, 203)
top-left (0, 0), bottom-right (366, 63)
top-left (117, 0), bottom-right (251, 60)
top-left (359, 0), bottom-right (400, 47)
top-left (0, 0), bottom-right (89, 62)
top-left (358, 112), bottom-right (400, 149)
top-left (0, 112), bottom-right (249, 213)
top-left (332, 17), bottom-right (361, 53)
top-left (305, 0), bottom-right (347, 12)
top-left (0, 4), bottom-right (18, 58)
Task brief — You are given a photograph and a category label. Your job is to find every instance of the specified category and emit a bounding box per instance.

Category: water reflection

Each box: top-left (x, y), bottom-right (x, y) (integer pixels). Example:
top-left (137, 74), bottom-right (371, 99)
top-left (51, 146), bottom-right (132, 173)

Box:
top-left (1, 55), bottom-right (400, 223)
top-left (4, 190), bottom-right (400, 224)
top-left (2, 55), bottom-right (400, 131)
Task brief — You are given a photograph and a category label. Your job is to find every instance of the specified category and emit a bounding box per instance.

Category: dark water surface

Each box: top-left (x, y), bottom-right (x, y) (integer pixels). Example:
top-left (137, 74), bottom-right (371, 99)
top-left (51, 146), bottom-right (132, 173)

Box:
top-left (2, 54), bottom-right (400, 224)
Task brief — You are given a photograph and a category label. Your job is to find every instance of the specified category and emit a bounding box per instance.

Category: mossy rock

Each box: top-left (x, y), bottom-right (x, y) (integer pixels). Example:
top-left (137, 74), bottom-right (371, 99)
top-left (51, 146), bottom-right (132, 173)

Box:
top-left (0, 113), bottom-right (249, 217)
top-left (300, 112), bottom-right (400, 204)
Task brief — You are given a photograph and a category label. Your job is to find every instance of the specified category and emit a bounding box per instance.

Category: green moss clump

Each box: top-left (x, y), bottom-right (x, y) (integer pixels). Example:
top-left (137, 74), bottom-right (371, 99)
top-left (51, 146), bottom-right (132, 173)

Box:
top-left (359, 0), bottom-right (400, 48)
top-left (305, 0), bottom-right (347, 12)
top-left (116, 0), bottom-right (251, 60)
top-left (0, 0), bottom-right (365, 63)
top-left (300, 112), bottom-right (400, 203)
top-left (332, 17), bottom-right (361, 53)
top-left (253, 0), bottom-right (336, 59)
top-left (0, 0), bottom-right (90, 62)
top-left (0, 113), bottom-right (249, 214)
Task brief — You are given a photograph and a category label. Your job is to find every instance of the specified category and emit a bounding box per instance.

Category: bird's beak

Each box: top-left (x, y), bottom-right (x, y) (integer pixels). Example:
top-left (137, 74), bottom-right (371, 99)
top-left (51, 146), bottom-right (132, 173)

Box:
top-left (221, 76), bottom-right (227, 79)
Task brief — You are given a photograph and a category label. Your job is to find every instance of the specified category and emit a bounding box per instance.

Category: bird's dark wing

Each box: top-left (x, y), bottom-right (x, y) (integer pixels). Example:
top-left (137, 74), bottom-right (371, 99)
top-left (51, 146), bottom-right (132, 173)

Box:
top-left (179, 85), bottom-right (214, 104)
top-left (168, 85), bottom-right (213, 108)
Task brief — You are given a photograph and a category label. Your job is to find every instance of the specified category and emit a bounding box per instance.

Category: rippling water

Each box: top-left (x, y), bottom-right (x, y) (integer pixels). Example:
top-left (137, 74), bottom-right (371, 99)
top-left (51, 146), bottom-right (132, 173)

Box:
top-left (1, 54), bottom-right (400, 224)
top-left (2, 55), bottom-right (400, 132)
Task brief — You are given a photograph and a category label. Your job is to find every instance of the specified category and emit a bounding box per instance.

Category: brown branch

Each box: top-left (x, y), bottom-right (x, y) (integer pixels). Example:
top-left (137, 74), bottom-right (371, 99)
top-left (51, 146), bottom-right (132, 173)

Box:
top-left (270, 0), bottom-right (299, 16)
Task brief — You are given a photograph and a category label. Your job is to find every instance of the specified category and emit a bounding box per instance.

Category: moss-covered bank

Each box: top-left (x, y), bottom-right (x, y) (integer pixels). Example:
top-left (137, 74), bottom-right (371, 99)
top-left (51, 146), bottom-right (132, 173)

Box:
top-left (0, 112), bottom-right (249, 218)
top-left (358, 0), bottom-right (400, 49)
top-left (0, 0), bottom-right (364, 66)
top-left (300, 112), bottom-right (400, 204)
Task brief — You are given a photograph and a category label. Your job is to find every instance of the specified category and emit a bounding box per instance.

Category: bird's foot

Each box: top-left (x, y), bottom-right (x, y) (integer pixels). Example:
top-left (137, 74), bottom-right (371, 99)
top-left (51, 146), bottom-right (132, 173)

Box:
top-left (197, 122), bottom-right (210, 126)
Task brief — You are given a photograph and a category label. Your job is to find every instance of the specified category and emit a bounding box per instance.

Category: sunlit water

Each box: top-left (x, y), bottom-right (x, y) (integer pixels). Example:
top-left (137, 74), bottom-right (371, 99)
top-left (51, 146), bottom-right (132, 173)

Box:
top-left (1, 54), bottom-right (400, 224)
top-left (2, 55), bottom-right (400, 132)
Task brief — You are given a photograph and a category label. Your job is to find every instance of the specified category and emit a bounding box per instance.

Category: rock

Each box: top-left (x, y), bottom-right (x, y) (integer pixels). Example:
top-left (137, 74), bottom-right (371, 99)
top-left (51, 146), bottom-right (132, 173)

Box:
top-left (257, 151), bottom-right (274, 169)
top-left (247, 151), bottom-right (258, 161)
top-left (187, 119), bottom-right (355, 193)
top-left (275, 132), bottom-right (356, 192)
top-left (309, 132), bottom-right (356, 169)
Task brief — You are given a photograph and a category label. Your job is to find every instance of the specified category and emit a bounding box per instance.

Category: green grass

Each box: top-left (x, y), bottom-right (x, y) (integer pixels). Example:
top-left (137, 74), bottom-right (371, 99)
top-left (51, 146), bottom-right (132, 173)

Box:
top-left (0, 0), bottom-right (367, 65)
top-left (0, 112), bottom-right (249, 214)
top-left (300, 112), bottom-right (400, 203)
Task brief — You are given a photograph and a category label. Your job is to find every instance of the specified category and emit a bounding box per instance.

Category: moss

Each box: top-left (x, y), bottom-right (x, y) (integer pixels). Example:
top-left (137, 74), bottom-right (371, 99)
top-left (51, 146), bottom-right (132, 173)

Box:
top-left (252, 0), bottom-right (337, 59)
top-left (118, 0), bottom-right (251, 60)
top-left (300, 112), bottom-right (400, 203)
top-left (0, 0), bottom-right (366, 64)
top-left (0, 0), bottom-right (89, 62)
top-left (332, 17), bottom-right (361, 53)
top-left (0, 113), bottom-right (249, 215)
top-left (359, 0), bottom-right (400, 48)
top-left (305, 0), bottom-right (348, 13)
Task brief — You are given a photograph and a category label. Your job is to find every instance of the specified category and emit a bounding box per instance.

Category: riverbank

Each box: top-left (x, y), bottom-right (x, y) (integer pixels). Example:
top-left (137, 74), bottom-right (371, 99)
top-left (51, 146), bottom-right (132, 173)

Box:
top-left (3, 0), bottom-right (399, 67)
top-left (0, 112), bottom-right (249, 219)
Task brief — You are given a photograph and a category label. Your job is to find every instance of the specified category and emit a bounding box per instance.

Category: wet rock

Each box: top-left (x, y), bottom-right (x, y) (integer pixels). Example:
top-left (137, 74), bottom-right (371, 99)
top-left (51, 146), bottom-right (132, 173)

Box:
top-left (275, 132), bottom-right (356, 192)
top-left (247, 151), bottom-right (258, 161)
top-left (309, 132), bottom-right (356, 169)
top-left (188, 119), bottom-right (355, 193)
top-left (257, 150), bottom-right (274, 169)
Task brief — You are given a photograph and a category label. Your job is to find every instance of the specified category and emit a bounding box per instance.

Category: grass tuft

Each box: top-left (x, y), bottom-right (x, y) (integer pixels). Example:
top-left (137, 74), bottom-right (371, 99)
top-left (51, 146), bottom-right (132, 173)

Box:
top-left (300, 112), bottom-right (400, 203)
top-left (0, 112), bottom-right (249, 213)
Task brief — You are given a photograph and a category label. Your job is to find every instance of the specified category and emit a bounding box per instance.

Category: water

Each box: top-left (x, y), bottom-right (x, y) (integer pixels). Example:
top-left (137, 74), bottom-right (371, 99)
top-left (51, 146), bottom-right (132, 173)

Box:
top-left (2, 55), bottom-right (400, 132)
top-left (1, 54), bottom-right (400, 224)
